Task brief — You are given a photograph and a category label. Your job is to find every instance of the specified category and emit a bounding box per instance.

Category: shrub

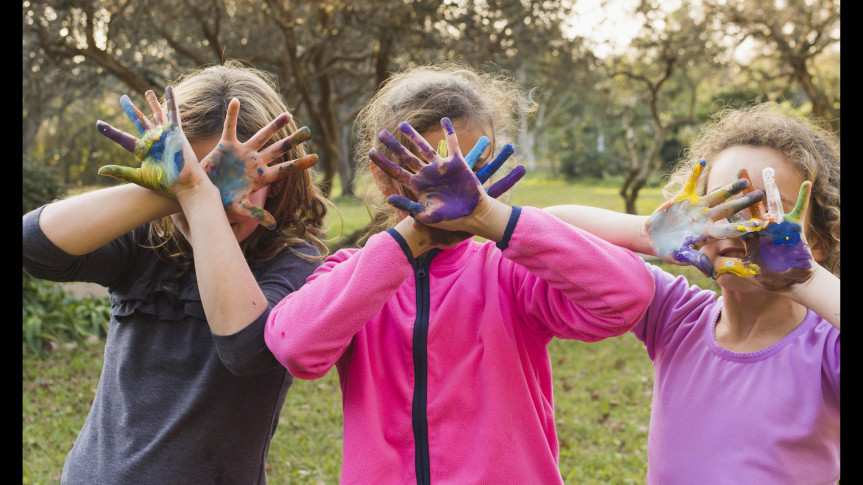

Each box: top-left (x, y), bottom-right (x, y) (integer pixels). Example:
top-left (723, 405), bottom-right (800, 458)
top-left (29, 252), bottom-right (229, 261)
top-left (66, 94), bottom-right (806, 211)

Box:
top-left (23, 155), bottom-right (65, 214)
top-left (22, 272), bottom-right (111, 357)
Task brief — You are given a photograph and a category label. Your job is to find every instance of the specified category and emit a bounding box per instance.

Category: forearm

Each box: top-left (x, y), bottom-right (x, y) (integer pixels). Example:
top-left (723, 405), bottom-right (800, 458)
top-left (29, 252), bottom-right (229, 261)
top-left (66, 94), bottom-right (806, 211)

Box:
top-left (505, 207), bottom-right (654, 339)
top-left (39, 184), bottom-right (181, 256)
top-left (177, 184), bottom-right (268, 336)
top-left (543, 205), bottom-right (654, 256)
top-left (787, 265), bottom-right (840, 329)
top-left (266, 234), bottom-right (413, 378)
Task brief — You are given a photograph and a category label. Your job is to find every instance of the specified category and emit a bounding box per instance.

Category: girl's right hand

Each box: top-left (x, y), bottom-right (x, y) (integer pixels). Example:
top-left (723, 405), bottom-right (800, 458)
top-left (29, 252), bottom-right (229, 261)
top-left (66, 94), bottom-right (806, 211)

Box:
top-left (644, 160), bottom-right (765, 277)
top-left (96, 88), bottom-right (194, 198)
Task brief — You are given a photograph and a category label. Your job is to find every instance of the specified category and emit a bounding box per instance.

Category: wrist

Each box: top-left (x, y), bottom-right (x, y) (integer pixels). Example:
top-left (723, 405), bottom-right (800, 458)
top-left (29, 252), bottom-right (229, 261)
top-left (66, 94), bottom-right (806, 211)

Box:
top-left (460, 196), bottom-right (512, 242)
top-left (393, 217), bottom-right (435, 258)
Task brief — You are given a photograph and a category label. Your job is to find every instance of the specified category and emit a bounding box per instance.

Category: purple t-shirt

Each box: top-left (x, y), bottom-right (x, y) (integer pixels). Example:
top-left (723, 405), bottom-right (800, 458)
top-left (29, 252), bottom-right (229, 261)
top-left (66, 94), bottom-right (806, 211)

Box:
top-left (633, 264), bottom-right (840, 485)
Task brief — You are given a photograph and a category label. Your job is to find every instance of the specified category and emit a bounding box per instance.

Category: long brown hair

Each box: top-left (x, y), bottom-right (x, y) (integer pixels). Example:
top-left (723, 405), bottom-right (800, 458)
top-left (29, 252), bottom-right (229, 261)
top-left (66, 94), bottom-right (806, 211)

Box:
top-left (146, 60), bottom-right (331, 283)
top-left (665, 103), bottom-right (840, 276)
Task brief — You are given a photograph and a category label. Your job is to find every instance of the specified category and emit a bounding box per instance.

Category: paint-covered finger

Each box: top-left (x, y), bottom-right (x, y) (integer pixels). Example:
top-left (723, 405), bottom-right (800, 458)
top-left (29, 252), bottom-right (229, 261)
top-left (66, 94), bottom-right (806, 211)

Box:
top-left (476, 144), bottom-right (515, 183)
top-left (438, 140), bottom-right (448, 158)
top-left (706, 220), bottom-right (764, 240)
top-left (762, 167), bottom-right (784, 222)
top-left (715, 257), bottom-right (760, 279)
top-left (235, 200), bottom-right (277, 231)
top-left (701, 178), bottom-right (749, 207)
top-left (707, 189), bottom-right (765, 221)
top-left (120, 95), bottom-right (153, 135)
top-left (262, 126), bottom-right (311, 160)
top-left (784, 181), bottom-right (812, 223)
top-left (464, 136), bottom-right (490, 170)
top-left (145, 90), bottom-right (166, 126)
top-left (165, 86), bottom-right (181, 127)
top-left (369, 148), bottom-right (412, 185)
top-left (98, 164), bottom-right (144, 186)
top-left (736, 169), bottom-right (767, 221)
top-left (379, 130), bottom-right (423, 172)
top-left (96, 120), bottom-right (139, 153)
top-left (397, 122), bottom-right (437, 162)
top-left (387, 194), bottom-right (425, 216)
top-left (677, 159), bottom-right (705, 201)
top-left (248, 112), bottom-right (291, 151)
top-left (486, 165), bottom-right (525, 199)
top-left (440, 117), bottom-right (464, 160)
top-left (260, 154), bottom-right (319, 184)
top-left (674, 246), bottom-right (715, 278)
top-left (220, 98), bottom-right (242, 143)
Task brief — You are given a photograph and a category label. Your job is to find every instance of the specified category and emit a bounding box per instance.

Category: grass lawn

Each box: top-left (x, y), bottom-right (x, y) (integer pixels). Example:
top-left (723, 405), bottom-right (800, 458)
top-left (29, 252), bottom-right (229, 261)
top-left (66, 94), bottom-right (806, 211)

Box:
top-left (22, 173), bottom-right (720, 484)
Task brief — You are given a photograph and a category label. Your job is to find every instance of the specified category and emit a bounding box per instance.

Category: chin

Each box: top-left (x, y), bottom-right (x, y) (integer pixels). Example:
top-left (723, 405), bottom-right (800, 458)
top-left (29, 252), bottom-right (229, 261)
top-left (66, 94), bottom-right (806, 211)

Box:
top-left (715, 272), bottom-right (760, 294)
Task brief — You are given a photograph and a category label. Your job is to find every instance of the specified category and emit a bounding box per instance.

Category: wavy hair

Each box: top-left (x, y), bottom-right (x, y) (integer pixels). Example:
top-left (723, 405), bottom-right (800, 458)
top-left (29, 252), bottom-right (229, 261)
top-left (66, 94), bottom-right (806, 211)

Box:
top-left (664, 103), bottom-right (840, 276)
top-left (353, 62), bottom-right (533, 243)
top-left (146, 60), bottom-right (332, 286)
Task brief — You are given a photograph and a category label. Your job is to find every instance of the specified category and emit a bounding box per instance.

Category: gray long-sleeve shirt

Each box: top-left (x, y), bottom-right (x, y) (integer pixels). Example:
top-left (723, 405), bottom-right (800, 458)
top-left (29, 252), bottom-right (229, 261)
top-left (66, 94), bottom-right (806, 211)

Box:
top-left (23, 206), bottom-right (320, 484)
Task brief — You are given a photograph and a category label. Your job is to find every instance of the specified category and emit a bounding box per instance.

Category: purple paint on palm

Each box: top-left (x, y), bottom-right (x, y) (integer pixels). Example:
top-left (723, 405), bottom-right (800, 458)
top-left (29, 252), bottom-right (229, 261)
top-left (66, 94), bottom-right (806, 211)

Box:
top-left (758, 221), bottom-right (812, 273)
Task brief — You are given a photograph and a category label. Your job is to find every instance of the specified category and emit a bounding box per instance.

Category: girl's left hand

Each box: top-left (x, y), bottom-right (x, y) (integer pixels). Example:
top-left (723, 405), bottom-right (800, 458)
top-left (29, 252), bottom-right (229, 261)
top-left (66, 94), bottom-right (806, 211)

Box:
top-left (715, 168), bottom-right (816, 291)
top-left (199, 98), bottom-right (318, 230)
top-left (369, 117), bottom-right (523, 233)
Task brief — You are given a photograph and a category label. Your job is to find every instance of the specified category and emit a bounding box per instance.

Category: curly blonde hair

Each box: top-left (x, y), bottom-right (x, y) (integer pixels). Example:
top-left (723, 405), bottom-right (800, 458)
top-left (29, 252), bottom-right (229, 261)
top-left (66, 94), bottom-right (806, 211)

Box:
top-left (146, 60), bottom-right (331, 284)
top-left (664, 103), bottom-right (840, 276)
top-left (353, 62), bottom-right (532, 243)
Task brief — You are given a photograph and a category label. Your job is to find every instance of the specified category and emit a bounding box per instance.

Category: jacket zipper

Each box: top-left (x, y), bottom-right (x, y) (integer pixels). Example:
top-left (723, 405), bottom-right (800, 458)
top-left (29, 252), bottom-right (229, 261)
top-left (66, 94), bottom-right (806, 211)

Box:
top-left (412, 249), bottom-right (437, 485)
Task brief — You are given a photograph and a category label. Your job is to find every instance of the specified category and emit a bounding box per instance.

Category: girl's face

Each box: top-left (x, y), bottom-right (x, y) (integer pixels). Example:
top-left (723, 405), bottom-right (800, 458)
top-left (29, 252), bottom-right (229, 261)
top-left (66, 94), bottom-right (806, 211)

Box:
top-left (702, 145), bottom-right (817, 290)
top-left (172, 135), bottom-right (270, 243)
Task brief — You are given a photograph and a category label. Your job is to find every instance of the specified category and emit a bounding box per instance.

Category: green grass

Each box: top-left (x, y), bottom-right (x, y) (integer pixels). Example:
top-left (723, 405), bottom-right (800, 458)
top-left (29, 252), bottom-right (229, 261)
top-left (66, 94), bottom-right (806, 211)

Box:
top-left (22, 175), bottom-right (718, 484)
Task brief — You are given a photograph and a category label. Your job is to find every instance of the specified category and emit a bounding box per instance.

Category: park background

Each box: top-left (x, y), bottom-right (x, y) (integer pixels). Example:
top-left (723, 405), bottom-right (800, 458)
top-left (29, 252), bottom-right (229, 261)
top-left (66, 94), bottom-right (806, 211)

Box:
top-left (22, 0), bottom-right (839, 483)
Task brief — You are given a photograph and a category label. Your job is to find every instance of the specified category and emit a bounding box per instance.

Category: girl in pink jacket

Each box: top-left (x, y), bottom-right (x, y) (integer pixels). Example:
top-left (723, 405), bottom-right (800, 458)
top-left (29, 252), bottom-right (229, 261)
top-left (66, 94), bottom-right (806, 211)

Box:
top-left (265, 64), bottom-right (654, 484)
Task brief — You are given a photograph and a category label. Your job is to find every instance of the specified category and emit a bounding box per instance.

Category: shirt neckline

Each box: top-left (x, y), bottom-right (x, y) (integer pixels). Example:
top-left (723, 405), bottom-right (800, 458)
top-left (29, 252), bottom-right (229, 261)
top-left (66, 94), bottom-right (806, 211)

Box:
top-left (707, 297), bottom-right (817, 362)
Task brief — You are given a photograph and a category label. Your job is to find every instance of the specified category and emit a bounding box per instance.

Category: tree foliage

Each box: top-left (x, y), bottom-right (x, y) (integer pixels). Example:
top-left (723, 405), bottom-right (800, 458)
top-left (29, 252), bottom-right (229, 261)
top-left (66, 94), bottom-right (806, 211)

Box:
top-left (23, 0), bottom-right (839, 210)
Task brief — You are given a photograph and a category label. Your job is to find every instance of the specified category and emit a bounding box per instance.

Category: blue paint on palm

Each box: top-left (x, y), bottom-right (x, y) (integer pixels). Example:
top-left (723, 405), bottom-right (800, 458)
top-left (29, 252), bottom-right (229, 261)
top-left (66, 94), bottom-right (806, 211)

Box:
top-left (207, 151), bottom-right (251, 207)
top-left (758, 220), bottom-right (810, 272)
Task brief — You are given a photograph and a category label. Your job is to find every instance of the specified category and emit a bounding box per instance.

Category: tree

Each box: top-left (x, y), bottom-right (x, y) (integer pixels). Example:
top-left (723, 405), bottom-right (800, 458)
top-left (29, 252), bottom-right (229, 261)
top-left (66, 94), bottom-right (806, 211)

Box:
top-left (605, 4), bottom-right (718, 214)
top-left (702, 0), bottom-right (840, 132)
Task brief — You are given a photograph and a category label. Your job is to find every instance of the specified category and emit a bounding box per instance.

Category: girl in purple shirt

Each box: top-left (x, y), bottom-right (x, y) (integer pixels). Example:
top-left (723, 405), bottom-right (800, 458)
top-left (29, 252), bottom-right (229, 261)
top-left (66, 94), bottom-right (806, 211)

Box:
top-left (546, 102), bottom-right (840, 484)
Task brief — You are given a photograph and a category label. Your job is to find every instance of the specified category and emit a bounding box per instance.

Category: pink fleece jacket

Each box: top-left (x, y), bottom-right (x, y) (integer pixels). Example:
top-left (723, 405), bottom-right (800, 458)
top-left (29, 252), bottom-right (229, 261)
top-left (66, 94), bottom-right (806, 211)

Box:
top-left (266, 206), bottom-right (654, 484)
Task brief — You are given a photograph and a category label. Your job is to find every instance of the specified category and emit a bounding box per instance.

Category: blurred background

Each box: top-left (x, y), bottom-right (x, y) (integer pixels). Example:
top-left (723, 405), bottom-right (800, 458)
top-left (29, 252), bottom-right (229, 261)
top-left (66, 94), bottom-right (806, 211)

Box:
top-left (23, 0), bottom-right (839, 215)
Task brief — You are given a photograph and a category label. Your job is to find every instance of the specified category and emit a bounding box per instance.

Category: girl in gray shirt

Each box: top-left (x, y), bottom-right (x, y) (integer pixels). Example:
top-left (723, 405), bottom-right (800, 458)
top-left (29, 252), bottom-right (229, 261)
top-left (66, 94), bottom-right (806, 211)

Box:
top-left (22, 61), bottom-right (330, 484)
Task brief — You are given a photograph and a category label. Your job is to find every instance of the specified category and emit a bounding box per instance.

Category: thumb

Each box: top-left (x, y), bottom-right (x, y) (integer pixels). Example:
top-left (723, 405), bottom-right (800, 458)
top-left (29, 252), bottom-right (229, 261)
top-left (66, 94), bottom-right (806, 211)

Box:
top-left (98, 165), bottom-right (144, 186)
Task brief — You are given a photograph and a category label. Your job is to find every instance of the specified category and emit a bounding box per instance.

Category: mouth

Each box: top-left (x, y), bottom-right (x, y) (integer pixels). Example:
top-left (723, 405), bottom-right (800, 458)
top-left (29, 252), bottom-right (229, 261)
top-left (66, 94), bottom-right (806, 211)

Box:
top-left (718, 247), bottom-right (745, 258)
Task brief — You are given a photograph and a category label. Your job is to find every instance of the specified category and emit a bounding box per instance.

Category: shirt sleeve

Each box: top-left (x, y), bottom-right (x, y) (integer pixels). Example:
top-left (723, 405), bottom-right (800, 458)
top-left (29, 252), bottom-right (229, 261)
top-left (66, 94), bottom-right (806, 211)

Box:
top-left (630, 263), bottom-right (718, 361)
top-left (213, 243), bottom-right (322, 376)
top-left (265, 231), bottom-right (414, 379)
top-left (499, 206), bottom-right (655, 342)
top-left (22, 205), bottom-right (143, 287)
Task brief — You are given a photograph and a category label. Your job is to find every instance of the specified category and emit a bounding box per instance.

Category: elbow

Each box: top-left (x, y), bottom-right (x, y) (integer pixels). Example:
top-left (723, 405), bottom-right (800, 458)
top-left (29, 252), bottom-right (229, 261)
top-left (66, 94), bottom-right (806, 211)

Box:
top-left (264, 323), bottom-right (329, 380)
top-left (617, 266), bottom-right (655, 331)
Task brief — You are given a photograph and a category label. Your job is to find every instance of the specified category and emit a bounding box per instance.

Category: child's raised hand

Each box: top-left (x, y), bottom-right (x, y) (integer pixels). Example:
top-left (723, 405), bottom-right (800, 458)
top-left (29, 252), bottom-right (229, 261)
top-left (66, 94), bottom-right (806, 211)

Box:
top-left (97, 88), bottom-right (194, 198)
top-left (715, 168), bottom-right (816, 291)
top-left (369, 117), bottom-right (523, 233)
top-left (199, 98), bottom-right (318, 230)
top-left (645, 160), bottom-right (765, 277)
